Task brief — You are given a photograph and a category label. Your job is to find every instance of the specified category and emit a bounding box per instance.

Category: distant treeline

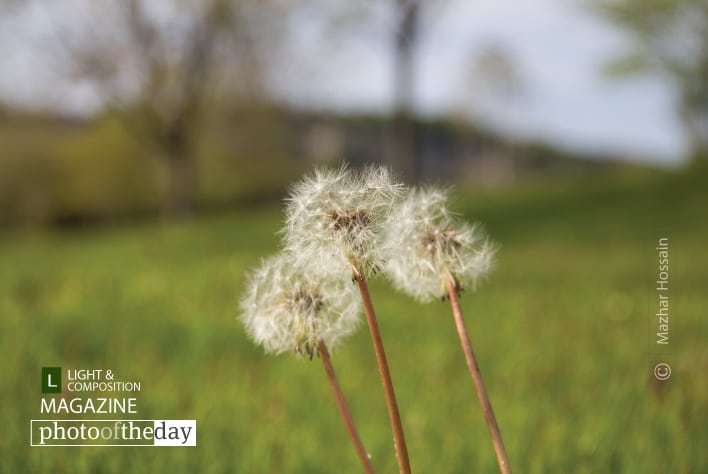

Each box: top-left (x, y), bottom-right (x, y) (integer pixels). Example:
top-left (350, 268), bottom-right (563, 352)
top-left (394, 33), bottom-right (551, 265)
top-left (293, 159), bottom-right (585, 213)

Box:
top-left (0, 106), bottom-right (635, 228)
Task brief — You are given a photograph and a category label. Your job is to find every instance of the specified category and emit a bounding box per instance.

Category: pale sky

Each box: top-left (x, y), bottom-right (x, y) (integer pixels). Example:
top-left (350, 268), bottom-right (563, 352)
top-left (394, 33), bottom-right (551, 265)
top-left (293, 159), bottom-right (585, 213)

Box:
top-left (0, 0), bottom-right (689, 166)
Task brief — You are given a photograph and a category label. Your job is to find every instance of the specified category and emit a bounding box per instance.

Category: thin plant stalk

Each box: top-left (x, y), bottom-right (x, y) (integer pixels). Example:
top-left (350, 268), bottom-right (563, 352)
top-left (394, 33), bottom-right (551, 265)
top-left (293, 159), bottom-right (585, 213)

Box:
top-left (445, 275), bottom-right (512, 474)
top-left (318, 340), bottom-right (376, 474)
top-left (354, 273), bottom-right (411, 474)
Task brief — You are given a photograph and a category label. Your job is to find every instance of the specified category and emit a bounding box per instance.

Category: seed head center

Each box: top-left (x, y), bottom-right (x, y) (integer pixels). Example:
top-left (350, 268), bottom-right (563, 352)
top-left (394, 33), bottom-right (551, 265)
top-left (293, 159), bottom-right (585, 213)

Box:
top-left (327, 209), bottom-right (371, 238)
top-left (422, 226), bottom-right (461, 256)
top-left (287, 288), bottom-right (324, 316)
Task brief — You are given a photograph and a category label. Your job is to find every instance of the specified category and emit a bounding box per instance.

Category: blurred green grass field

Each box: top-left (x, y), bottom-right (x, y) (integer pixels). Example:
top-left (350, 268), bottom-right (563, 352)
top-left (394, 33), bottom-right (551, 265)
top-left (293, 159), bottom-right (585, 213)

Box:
top-left (1, 167), bottom-right (707, 473)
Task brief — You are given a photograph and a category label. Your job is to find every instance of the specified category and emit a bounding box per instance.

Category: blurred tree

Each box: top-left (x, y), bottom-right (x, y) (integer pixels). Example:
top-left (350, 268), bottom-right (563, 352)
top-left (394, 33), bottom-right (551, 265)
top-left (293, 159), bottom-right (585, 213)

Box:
top-left (390, 0), bottom-right (420, 182)
top-left (463, 44), bottom-right (525, 124)
top-left (389, 0), bottom-right (453, 182)
top-left (293, 0), bottom-right (447, 182)
top-left (28, 0), bottom-right (281, 217)
top-left (469, 45), bottom-right (523, 100)
top-left (595, 0), bottom-right (708, 156)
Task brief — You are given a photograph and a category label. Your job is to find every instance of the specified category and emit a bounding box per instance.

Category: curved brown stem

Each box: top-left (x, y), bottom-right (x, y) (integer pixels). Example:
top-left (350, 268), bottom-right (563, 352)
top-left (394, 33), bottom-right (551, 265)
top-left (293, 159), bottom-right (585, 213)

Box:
top-left (355, 274), bottom-right (411, 474)
top-left (446, 276), bottom-right (511, 474)
top-left (318, 341), bottom-right (376, 474)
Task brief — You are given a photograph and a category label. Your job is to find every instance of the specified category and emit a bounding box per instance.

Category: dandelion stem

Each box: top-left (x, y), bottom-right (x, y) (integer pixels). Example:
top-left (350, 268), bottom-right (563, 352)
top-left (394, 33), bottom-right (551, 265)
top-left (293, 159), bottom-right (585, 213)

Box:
top-left (355, 274), bottom-right (411, 474)
top-left (445, 275), bottom-right (511, 474)
top-left (318, 341), bottom-right (376, 474)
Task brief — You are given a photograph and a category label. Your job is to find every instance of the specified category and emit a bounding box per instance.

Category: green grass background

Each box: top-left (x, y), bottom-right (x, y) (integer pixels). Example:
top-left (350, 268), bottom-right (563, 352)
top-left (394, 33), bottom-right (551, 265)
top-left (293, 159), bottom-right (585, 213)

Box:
top-left (1, 167), bottom-right (706, 473)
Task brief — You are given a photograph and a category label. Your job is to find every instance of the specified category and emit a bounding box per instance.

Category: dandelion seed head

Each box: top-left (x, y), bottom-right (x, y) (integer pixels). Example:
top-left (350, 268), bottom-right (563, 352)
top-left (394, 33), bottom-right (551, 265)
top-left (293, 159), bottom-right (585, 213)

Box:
top-left (384, 187), bottom-right (496, 302)
top-left (240, 254), bottom-right (362, 358)
top-left (284, 165), bottom-right (403, 278)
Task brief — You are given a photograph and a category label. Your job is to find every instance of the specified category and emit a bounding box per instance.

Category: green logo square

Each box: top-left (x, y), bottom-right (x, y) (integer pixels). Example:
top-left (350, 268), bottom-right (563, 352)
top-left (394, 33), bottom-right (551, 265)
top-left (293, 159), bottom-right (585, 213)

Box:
top-left (42, 367), bottom-right (61, 394)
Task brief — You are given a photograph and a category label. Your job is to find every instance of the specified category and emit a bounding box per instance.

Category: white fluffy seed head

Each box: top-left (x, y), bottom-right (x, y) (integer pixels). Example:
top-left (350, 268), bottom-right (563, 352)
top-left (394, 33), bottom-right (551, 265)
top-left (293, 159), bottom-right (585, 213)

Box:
top-left (283, 165), bottom-right (403, 279)
top-left (384, 187), bottom-right (496, 302)
top-left (240, 254), bottom-right (362, 359)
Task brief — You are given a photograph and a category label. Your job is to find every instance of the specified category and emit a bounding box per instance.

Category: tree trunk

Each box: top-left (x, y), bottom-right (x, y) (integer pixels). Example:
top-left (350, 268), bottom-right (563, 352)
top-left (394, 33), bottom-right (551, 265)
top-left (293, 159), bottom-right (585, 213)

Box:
top-left (388, 0), bottom-right (419, 183)
top-left (166, 152), bottom-right (196, 218)
top-left (163, 127), bottom-right (197, 218)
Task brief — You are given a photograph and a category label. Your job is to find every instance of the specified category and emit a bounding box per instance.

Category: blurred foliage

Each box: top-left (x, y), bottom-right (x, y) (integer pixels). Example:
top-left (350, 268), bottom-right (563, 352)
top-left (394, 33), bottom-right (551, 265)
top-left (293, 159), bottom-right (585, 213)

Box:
top-left (0, 165), bottom-right (706, 472)
top-left (0, 107), bottom-right (307, 227)
top-left (1, 105), bottom-right (640, 228)
top-left (594, 0), bottom-right (708, 154)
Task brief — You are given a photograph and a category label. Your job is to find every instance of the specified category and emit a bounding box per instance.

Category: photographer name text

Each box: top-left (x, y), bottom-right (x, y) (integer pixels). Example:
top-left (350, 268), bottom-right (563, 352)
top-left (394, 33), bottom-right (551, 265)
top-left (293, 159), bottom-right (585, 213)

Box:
top-left (655, 237), bottom-right (670, 345)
